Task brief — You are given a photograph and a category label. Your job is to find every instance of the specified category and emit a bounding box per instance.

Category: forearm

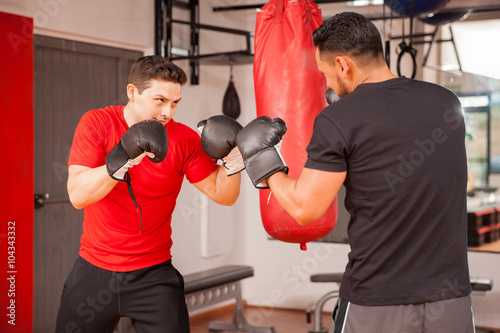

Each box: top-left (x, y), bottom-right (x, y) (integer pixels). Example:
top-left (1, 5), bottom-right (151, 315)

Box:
top-left (267, 168), bottom-right (345, 225)
top-left (67, 165), bottom-right (117, 209)
top-left (267, 171), bottom-right (308, 224)
top-left (213, 166), bottom-right (241, 205)
top-left (194, 166), bottom-right (241, 206)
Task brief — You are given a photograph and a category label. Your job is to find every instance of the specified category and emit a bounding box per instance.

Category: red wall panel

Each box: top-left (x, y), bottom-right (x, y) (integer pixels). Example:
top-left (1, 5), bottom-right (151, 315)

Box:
top-left (0, 11), bottom-right (34, 332)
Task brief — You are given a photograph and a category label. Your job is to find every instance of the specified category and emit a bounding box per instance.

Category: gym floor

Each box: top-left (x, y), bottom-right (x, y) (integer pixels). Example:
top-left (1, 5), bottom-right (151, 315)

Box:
top-left (189, 304), bottom-right (332, 333)
top-left (189, 303), bottom-right (500, 333)
top-left (112, 302), bottom-right (500, 332)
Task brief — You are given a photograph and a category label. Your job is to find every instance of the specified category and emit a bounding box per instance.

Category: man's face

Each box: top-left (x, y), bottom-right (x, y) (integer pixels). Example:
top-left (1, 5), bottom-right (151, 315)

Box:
top-left (130, 79), bottom-right (182, 125)
top-left (315, 48), bottom-right (348, 99)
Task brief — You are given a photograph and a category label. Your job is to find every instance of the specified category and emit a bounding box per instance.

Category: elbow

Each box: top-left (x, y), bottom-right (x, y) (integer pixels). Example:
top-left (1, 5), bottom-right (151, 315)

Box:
top-left (226, 195), bottom-right (239, 206)
top-left (218, 189), bottom-right (240, 206)
top-left (291, 207), bottom-right (320, 226)
top-left (295, 214), bottom-right (315, 226)
top-left (290, 209), bottom-right (314, 226)
top-left (68, 191), bottom-right (85, 210)
top-left (217, 198), bottom-right (236, 207)
top-left (69, 198), bottom-right (85, 210)
top-left (221, 200), bottom-right (236, 207)
top-left (67, 178), bottom-right (84, 209)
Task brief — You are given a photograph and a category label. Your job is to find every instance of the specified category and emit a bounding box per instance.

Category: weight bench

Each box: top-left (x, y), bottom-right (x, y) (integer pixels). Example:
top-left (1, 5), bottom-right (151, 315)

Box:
top-left (306, 273), bottom-right (343, 333)
top-left (184, 265), bottom-right (275, 333)
top-left (470, 277), bottom-right (495, 333)
top-left (307, 273), bottom-right (494, 333)
top-left (470, 277), bottom-right (493, 292)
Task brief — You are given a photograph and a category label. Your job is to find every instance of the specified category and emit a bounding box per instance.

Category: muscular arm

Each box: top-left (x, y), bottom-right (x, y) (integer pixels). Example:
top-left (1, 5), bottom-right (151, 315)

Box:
top-left (67, 164), bottom-right (118, 209)
top-left (192, 166), bottom-right (241, 206)
top-left (267, 168), bottom-right (346, 225)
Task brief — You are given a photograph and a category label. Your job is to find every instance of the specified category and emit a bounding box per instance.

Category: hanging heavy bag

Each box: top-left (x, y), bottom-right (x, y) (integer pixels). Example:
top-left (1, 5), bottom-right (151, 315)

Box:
top-left (222, 66), bottom-right (241, 120)
top-left (253, 0), bottom-right (338, 250)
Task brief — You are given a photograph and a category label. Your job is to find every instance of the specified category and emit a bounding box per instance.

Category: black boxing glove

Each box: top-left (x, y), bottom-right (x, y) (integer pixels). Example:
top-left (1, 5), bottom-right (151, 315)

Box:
top-left (106, 120), bottom-right (168, 181)
top-left (197, 115), bottom-right (244, 176)
top-left (236, 116), bottom-right (288, 188)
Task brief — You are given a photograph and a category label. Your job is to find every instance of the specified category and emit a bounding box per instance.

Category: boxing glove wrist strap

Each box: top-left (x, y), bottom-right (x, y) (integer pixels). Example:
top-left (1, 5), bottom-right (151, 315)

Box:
top-left (106, 145), bottom-right (145, 233)
top-left (222, 146), bottom-right (245, 176)
top-left (124, 173), bottom-right (143, 233)
top-left (244, 146), bottom-right (288, 189)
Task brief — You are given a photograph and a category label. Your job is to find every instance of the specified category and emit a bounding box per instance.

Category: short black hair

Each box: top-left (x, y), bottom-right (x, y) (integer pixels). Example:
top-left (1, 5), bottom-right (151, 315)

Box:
top-left (128, 55), bottom-right (188, 93)
top-left (313, 12), bottom-right (384, 64)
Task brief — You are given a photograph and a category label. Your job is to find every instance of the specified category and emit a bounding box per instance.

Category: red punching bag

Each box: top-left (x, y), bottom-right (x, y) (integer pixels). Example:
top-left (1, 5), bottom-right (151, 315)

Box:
top-left (253, 0), bottom-right (338, 250)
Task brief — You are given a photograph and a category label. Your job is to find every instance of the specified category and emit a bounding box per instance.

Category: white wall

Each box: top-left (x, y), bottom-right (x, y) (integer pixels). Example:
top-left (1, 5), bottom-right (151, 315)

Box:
top-left (452, 19), bottom-right (500, 80)
top-left (0, 0), bottom-right (155, 52)
top-left (2, 0), bottom-right (499, 316)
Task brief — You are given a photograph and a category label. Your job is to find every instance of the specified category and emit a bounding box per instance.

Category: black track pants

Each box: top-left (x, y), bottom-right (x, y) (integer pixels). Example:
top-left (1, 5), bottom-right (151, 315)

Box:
top-left (55, 256), bottom-right (190, 333)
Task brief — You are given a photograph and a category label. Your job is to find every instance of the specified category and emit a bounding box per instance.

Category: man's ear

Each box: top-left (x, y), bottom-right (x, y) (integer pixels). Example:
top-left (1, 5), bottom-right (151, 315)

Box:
top-left (335, 56), bottom-right (350, 80)
top-left (127, 84), bottom-right (136, 101)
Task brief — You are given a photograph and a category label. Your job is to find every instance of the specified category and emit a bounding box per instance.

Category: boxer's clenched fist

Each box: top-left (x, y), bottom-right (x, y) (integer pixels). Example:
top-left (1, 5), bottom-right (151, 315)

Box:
top-left (236, 116), bottom-right (288, 188)
top-left (106, 120), bottom-right (168, 181)
top-left (198, 115), bottom-right (244, 176)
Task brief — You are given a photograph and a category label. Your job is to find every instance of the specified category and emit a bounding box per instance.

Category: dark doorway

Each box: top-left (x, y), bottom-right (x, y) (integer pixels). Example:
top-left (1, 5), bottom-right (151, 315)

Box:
top-left (33, 35), bottom-right (142, 332)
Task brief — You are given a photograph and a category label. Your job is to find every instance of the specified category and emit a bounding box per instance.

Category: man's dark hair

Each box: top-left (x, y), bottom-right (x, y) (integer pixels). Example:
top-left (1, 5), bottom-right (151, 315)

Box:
top-left (313, 12), bottom-right (384, 64)
top-left (128, 55), bottom-right (188, 93)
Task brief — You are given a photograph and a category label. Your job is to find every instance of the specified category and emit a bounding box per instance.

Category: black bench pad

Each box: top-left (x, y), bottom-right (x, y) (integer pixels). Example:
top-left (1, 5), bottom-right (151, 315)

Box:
top-left (310, 273), bottom-right (343, 283)
top-left (310, 274), bottom-right (493, 292)
top-left (184, 265), bottom-right (254, 294)
top-left (470, 277), bottom-right (493, 292)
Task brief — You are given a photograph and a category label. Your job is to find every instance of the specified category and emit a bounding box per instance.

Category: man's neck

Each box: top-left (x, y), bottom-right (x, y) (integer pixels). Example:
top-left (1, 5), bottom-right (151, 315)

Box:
top-left (123, 103), bottom-right (136, 128)
top-left (359, 66), bottom-right (398, 85)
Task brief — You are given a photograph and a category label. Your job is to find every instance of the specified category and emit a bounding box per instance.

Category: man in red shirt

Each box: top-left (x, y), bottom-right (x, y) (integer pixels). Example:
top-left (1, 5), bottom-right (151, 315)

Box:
top-left (55, 55), bottom-right (242, 332)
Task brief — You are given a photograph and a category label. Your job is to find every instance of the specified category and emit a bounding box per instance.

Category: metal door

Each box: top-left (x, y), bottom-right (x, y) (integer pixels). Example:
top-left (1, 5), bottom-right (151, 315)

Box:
top-left (33, 35), bottom-right (141, 332)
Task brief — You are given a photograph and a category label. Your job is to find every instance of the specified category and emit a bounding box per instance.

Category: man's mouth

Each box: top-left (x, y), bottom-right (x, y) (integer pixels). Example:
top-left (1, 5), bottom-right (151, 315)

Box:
top-left (155, 118), bottom-right (168, 125)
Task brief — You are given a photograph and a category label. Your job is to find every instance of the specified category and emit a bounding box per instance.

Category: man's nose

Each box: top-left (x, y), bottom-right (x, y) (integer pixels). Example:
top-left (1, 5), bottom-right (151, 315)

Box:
top-left (161, 104), bottom-right (174, 118)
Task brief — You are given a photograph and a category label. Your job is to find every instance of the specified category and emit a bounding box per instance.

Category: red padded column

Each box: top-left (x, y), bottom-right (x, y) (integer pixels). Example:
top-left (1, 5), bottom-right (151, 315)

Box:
top-left (0, 11), bottom-right (34, 332)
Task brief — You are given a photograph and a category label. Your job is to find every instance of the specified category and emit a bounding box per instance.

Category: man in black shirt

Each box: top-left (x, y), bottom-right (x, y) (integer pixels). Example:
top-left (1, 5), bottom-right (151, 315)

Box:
top-left (239, 11), bottom-right (473, 333)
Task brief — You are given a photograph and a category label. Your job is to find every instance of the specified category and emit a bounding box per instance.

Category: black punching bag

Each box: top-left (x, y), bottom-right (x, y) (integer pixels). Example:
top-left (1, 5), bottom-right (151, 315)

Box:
top-left (222, 65), bottom-right (240, 120)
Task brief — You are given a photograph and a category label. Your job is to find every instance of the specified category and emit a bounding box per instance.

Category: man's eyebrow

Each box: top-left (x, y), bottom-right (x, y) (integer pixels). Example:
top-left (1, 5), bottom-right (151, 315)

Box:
top-left (154, 94), bottom-right (181, 101)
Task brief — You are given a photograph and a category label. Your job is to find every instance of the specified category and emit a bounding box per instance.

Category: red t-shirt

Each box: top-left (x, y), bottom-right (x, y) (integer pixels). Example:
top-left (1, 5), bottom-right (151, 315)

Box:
top-left (68, 105), bottom-right (218, 271)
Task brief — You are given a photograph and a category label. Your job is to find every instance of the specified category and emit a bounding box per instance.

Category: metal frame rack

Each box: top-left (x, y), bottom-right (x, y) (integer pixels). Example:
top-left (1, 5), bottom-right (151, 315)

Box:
top-left (155, 0), bottom-right (254, 85)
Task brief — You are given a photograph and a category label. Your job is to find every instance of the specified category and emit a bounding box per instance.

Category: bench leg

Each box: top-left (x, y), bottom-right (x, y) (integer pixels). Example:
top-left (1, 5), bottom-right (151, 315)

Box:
top-left (208, 292), bottom-right (275, 333)
top-left (309, 291), bottom-right (338, 333)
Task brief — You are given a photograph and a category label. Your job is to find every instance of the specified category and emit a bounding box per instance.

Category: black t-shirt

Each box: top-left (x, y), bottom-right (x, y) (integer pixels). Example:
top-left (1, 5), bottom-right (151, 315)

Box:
top-left (305, 76), bottom-right (471, 306)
